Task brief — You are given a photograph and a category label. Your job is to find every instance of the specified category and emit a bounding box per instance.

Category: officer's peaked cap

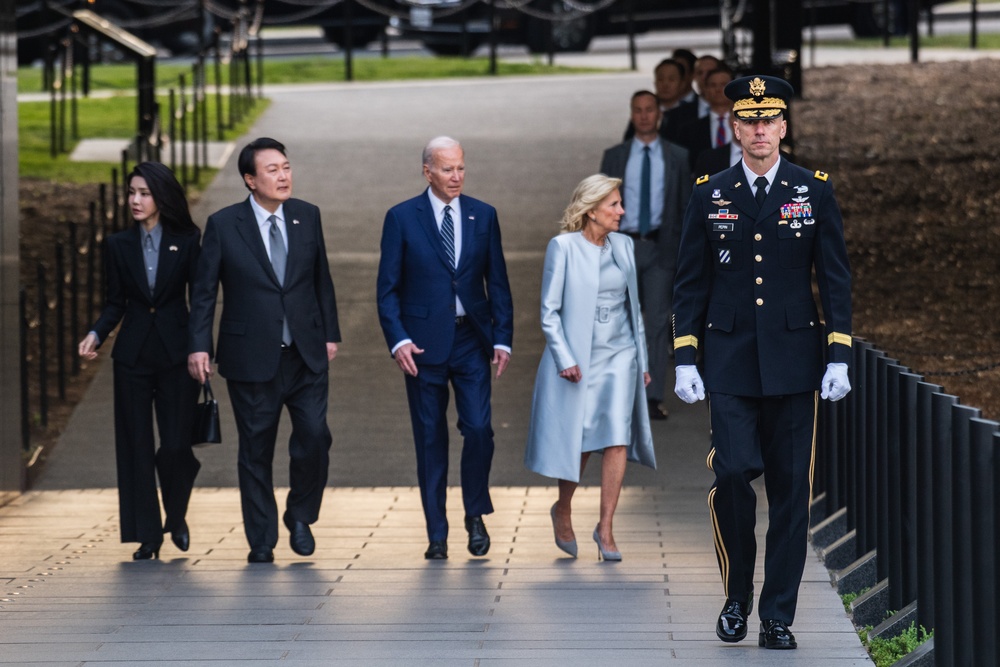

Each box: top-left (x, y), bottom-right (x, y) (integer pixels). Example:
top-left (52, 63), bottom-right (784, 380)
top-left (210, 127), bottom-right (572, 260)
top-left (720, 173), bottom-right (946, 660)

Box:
top-left (725, 75), bottom-right (794, 120)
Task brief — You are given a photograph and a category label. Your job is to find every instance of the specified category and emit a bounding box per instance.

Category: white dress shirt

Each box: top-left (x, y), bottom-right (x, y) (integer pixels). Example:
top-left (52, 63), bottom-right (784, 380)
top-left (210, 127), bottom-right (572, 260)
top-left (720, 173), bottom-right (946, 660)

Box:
top-left (248, 194), bottom-right (288, 263)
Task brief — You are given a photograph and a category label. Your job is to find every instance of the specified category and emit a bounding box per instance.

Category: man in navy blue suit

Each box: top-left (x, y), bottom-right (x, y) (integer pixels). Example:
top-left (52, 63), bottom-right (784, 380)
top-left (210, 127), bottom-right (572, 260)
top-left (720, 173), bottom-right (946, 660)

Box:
top-left (377, 136), bottom-right (514, 560)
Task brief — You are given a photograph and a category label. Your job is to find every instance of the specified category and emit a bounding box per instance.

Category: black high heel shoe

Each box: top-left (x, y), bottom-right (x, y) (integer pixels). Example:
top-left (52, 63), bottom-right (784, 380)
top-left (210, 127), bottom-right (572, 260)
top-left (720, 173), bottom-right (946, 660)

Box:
top-left (132, 543), bottom-right (161, 560)
top-left (171, 520), bottom-right (190, 552)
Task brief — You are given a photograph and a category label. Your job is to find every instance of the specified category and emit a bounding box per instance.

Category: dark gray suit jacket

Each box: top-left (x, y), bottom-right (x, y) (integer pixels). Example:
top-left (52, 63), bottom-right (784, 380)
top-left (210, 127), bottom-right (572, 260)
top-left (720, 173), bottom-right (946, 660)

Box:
top-left (599, 139), bottom-right (691, 273)
top-left (188, 197), bottom-right (340, 383)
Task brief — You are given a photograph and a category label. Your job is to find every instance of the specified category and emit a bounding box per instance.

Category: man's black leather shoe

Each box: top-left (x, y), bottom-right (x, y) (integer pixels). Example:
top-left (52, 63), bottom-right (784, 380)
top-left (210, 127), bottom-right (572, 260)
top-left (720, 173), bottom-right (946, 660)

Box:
top-left (283, 512), bottom-right (315, 556)
top-left (465, 516), bottom-right (490, 556)
top-left (247, 547), bottom-right (274, 563)
top-left (759, 619), bottom-right (796, 649)
top-left (716, 596), bottom-right (751, 643)
top-left (424, 540), bottom-right (448, 560)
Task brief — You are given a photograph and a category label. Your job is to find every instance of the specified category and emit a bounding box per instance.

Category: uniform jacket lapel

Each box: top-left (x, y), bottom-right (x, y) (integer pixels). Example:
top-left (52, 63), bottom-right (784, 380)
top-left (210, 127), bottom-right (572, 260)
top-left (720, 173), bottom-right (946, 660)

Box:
top-left (761, 160), bottom-right (797, 221)
top-left (722, 163), bottom-right (757, 218)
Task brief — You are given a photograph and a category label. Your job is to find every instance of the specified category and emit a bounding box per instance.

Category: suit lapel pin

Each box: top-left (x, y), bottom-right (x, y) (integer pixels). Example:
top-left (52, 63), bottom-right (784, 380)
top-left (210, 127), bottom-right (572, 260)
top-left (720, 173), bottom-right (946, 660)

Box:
top-left (780, 180), bottom-right (789, 187)
top-left (469, 215), bottom-right (475, 220)
top-left (735, 182), bottom-right (743, 188)
top-left (292, 219), bottom-right (300, 225)
top-left (168, 245), bottom-right (178, 252)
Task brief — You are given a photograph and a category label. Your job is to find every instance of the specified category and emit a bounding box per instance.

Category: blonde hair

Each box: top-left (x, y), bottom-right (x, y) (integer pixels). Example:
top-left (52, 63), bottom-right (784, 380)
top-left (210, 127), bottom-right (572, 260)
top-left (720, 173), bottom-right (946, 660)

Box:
top-left (560, 174), bottom-right (623, 233)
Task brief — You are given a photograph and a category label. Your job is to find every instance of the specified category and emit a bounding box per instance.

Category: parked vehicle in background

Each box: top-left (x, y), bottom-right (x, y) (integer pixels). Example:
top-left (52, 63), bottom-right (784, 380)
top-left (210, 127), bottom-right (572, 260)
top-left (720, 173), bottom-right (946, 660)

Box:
top-left (16, 0), bottom-right (389, 66)
top-left (390, 0), bottom-right (948, 55)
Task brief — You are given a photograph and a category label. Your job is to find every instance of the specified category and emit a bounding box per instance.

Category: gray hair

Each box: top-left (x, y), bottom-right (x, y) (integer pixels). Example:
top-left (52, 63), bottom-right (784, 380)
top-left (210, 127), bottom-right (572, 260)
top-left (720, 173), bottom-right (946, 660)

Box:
top-left (422, 136), bottom-right (462, 167)
top-left (560, 174), bottom-right (623, 233)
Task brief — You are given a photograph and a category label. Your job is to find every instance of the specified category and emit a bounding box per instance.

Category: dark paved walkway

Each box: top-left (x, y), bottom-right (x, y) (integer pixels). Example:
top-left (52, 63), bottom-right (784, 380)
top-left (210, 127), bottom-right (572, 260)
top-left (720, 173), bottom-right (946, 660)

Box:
top-left (3, 68), bottom-right (871, 665)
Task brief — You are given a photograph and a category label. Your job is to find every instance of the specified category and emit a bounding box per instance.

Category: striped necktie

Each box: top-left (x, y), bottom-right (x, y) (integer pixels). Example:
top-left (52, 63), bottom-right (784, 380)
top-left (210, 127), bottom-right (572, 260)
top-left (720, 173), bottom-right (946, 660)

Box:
top-left (441, 205), bottom-right (456, 268)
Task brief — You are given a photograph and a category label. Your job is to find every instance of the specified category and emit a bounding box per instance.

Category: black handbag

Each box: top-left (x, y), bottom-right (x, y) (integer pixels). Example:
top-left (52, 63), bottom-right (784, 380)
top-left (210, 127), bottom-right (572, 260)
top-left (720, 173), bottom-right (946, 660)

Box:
top-left (192, 379), bottom-right (221, 446)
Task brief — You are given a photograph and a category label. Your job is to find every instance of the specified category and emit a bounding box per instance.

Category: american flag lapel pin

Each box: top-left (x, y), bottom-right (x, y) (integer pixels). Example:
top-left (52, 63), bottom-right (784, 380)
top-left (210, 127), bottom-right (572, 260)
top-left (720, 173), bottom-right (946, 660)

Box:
top-left (292, 219), bottom-right (300, 225)
top-left (168, 245), bottom-right (178, 252)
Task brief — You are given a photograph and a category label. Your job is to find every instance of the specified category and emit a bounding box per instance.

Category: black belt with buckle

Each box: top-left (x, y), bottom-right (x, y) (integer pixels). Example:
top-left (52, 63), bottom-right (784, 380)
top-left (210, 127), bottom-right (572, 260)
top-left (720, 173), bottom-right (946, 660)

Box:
top-left (624, 228), bottom-right (660, 242)
top-left (455, 316), bottom-right (467, 326)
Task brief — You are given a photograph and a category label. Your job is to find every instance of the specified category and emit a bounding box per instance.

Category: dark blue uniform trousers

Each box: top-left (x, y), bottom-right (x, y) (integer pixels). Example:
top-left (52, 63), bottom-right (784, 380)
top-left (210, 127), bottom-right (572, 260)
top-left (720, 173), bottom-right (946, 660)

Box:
top-left (404, 321), bottom-right (495, 542)
top-left (708, 391), bottom-right (817, 624)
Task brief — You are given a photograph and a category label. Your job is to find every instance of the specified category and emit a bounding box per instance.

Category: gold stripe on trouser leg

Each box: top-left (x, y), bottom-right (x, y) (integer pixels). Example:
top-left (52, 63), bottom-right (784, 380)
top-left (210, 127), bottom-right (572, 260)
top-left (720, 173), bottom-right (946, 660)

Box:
top-left (807, 392), bottom-right (819, 521)
top-left (708, 486), bottom-right (730, 597)
top-left (706, 447), bottom-right (715, 471)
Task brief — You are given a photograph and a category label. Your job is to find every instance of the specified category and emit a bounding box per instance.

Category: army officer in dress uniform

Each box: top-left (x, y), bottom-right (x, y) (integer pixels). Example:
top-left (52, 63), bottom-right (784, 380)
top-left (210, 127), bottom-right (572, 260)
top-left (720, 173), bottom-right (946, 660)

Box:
top-left (672, 75), bottom-right (853, 650)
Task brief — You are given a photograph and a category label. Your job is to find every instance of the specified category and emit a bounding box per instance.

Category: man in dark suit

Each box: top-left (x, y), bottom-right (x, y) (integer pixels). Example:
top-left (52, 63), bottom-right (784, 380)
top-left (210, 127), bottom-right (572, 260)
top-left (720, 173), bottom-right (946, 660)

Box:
top-left (673, 76), bottom-right (853, 650)
top-left (376, 136), bottom-right (513, 560)
top-left (624, 58), bottom-right (696, 142)
top-left (601, 90), bottom-right (691, 420)
top-left (675, 65), bottom-right (735, 170)
top-left (188, 137), bottom-right (341, 564)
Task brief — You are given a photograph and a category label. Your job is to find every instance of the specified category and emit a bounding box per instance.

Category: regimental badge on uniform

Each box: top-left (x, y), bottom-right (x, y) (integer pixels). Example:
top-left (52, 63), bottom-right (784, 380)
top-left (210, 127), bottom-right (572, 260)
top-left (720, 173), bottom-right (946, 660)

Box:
top-left (718, 249), bottom-right (731, 265)
top-left (712, 188), bottom-right (722, 198)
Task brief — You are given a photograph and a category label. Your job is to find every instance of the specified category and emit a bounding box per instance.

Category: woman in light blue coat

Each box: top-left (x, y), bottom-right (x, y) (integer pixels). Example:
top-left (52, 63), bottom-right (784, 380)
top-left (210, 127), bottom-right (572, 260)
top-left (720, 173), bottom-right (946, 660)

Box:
top-left (524, 174), bottom-right (656, 561)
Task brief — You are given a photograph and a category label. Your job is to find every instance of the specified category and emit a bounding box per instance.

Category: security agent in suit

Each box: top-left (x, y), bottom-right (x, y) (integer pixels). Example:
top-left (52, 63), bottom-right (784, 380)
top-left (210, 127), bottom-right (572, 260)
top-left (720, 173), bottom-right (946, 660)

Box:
top-left (376, 136), bottom-right (514, 560)
top-left (80, 162), bottom-right (201, 561)
top-left (188, 138), bottom-right (341, 564)
top-left (601, 90), bottom-right (691, 420)
top-left (672, 76), bottom-right (853, 650)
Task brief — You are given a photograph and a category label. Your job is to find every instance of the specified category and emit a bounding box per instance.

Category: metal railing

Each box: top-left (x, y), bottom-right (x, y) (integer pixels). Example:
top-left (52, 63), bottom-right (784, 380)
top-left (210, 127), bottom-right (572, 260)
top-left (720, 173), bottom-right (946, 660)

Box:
top-left (812, 337), bottom-right (998, 665)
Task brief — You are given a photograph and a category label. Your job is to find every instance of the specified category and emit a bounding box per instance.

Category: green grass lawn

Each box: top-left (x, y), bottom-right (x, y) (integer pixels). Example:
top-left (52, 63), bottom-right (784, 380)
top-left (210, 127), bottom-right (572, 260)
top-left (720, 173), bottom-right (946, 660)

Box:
top-left (19, 93), bottom-right (268, 184)
top-left (17, 55), bottom-right (607, 94)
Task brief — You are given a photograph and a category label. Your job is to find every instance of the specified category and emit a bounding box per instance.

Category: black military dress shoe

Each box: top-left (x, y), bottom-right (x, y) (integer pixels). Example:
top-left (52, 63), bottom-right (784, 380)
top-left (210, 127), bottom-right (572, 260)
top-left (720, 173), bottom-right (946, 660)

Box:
top-left (424, 540), bottom-right (448, 560)
top-left (171, 520), bottom-right (190, 552)
top-left (759, 619), bottom-right (797, 649)
top-left (465, 516), bottom-right (490, 556)
top-left (247, 547), bottom-right (275, 563)
top-left (716, 594), bottom-right (752, 643)
top-left (283, 512), bottom-right (315, 556)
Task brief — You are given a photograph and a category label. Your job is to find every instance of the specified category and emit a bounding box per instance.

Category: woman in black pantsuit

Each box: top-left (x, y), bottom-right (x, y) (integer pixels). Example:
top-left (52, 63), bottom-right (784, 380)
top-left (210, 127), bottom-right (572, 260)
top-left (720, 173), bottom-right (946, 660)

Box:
top-left (79, 162), bottom-right (201, 560)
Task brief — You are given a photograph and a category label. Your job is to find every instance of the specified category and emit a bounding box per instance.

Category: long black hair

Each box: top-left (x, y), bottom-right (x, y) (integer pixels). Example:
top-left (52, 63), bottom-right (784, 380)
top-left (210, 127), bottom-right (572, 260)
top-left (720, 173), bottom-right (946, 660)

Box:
top-left (129, 162), bottom-right (199, 236)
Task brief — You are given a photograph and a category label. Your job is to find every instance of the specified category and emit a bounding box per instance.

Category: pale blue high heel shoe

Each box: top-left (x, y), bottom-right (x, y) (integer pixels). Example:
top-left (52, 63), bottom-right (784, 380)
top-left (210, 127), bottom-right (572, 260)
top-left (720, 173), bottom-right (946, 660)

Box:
top-left (550, 502), bottom-right (578, 558)
top-left (593, 524), bottom-right (622, 561)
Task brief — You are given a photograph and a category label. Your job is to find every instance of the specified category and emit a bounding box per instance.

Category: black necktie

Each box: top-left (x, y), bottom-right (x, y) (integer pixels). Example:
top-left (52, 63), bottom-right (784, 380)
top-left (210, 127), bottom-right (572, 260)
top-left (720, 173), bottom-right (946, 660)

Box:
top-left (639, 145), bottom-right (652, 236)
top-left (754, 176), bottom-right (769, 207)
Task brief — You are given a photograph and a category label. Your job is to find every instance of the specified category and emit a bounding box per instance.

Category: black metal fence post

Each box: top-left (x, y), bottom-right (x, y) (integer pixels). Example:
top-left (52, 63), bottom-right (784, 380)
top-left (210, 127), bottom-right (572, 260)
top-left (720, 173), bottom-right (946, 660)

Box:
top-left (951, 403), bottom-right (979, 667)
top-left (931, 391), bottom-right (958, 667)
top-left (36, 263), bottom-right (48, 428)
top-left (19, 287), bottom-right (29, 452)
top-left (969, 417), bottom-right (998, 664)
top-left (55, 242), bottom-right (66, 401)
top-left (68, 223), bottom-right (80, 377)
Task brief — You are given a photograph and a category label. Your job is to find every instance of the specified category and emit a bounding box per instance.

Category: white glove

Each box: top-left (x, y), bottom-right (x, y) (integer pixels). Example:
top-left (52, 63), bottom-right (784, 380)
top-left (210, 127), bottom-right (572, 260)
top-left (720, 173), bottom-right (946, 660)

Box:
top-left (820, 363), bottom-right (851, 401)
top-left (674, 365), bottom-right (706, 404)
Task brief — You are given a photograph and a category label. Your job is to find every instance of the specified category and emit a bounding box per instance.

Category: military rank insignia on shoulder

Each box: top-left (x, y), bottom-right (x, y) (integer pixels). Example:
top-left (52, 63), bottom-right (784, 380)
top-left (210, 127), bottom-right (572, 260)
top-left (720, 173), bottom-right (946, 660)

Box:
top-left (814, 170), bottom-right (829, 182)
top-left (696, 174), bottom-right (710, 185)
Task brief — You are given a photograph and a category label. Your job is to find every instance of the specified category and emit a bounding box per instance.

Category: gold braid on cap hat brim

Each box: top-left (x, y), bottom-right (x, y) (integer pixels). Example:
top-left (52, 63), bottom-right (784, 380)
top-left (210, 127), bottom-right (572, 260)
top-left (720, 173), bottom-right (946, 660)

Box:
top-left (733, 96), bottom-right (787, 119)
